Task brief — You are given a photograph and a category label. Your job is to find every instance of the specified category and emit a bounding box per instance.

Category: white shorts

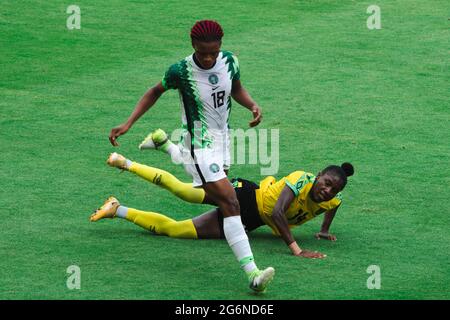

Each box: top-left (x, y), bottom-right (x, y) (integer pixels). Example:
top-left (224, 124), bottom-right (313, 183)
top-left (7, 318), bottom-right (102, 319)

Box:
top-left (223, 130), bottom-right (231, 171)
top-left (178, 130), bottom-right (230, 187)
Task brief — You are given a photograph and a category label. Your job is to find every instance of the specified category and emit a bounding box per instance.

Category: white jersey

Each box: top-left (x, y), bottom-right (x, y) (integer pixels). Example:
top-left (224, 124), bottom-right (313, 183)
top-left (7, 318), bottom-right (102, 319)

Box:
top-left (161, 50), bottom-right (240, 150)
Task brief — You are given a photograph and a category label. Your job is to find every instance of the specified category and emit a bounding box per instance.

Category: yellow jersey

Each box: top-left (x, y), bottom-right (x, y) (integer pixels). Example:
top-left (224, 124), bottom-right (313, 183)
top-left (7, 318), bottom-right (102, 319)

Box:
top-left (254, 171), bottom-right (342, 236)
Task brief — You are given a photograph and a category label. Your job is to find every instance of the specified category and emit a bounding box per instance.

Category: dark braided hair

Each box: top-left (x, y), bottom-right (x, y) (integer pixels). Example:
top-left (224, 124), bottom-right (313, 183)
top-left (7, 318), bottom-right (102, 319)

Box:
top-left (322, 162), bottom-right (354, 187)
top-left (190, 20), bottom-right (224, 42)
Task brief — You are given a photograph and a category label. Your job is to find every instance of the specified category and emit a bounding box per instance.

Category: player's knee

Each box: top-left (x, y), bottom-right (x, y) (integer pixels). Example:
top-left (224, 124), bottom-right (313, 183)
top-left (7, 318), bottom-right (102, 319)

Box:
top-left (220, 197), bottom-right (240, 216)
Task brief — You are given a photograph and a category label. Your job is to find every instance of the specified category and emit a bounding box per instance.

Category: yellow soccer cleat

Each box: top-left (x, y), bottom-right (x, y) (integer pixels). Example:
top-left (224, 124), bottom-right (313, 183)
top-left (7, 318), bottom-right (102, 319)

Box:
top-left (249, 267), bottom-right (275, 293)
top-left (106, 152), bottom-right (127, 170)
top-left (90, 197), bottom-right (120, 222)
top-left (138, 128), bottom-right (170, 151)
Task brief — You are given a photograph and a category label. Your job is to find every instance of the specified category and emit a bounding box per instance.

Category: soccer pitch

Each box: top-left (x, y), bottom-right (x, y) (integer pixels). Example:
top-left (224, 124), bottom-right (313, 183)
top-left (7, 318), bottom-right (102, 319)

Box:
top-left (1, 0), bottom-right (448, 300)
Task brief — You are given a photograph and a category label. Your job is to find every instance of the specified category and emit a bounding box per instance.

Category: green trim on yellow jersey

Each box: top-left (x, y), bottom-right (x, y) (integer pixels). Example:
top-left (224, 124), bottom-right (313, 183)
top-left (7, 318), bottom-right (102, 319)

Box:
top-left (284, 179), bottom-right (298, 196)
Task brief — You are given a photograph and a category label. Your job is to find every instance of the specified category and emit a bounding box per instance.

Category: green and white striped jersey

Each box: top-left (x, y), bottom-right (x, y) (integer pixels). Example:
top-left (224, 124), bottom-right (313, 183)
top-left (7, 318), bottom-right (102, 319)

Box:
top-left (161, 50), bottom-right (240, 149)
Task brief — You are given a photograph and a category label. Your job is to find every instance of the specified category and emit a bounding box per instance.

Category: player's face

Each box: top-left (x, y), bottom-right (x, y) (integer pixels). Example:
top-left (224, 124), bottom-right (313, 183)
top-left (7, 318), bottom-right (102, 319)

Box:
top-left (192, 40), bottom-right (221, 69)
top-left (310, 173), bottom-right (344, 203)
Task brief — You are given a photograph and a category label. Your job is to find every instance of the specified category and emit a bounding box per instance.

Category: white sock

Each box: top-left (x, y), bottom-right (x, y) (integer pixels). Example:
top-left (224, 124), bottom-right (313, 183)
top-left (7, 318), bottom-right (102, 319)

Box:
top-left (223, 216), bottom-right (258, 275)
top-left (125, 159), bottom-right (132, 169)
top-left (167, 143), bottom-right (183, 165)
top-left (116, 206), bottom-right (128, 219)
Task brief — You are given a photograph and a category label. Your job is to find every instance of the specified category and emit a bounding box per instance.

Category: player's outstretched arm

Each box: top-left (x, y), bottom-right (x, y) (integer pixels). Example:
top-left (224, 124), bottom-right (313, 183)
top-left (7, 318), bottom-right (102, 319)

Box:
top-left (109, 82), bottom-right (166, 146)
top-left (272, 186), bottom-right (326, 259)
top-left (315, 207), bottom-right (338, 241)
top-left (231, 79), bottom-right (262, 127)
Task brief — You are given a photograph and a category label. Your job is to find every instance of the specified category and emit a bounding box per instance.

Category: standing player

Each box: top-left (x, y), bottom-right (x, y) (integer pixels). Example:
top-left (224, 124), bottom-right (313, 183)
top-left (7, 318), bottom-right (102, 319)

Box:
top-left (108, 20), bottom-right (273, 292)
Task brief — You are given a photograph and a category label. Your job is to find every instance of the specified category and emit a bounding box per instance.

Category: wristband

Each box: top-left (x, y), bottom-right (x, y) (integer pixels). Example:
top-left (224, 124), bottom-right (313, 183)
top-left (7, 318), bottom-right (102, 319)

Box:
top-left (289, 242), bottom-right (302, 255)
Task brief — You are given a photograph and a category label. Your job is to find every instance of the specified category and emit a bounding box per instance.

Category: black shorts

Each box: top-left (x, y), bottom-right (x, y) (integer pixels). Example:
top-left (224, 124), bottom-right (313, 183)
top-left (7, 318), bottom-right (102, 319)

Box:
top-left (217, 178), bottom-right (265, 236)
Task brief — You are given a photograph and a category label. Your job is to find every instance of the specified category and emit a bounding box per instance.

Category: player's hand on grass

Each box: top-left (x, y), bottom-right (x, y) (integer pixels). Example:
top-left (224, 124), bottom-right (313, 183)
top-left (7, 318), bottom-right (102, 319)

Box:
top-left (315, 232), bottom-right (337, 241)
top-left (295, 250), bottom-right (327, 259)
top-left (109, 124), bottom-right (130, 146)
top-left (249, 105), bottom-right (262, 127)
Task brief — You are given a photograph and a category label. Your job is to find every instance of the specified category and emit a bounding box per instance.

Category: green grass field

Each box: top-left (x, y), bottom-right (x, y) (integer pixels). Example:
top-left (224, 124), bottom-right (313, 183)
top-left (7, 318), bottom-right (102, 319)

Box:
top-left (1, 0), bottom-right (449, 300)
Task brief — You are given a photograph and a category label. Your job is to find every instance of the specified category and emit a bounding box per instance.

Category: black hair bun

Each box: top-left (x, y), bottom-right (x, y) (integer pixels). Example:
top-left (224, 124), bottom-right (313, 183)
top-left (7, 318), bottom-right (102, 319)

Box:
top-left (341, 162), bottom-right (354, 177)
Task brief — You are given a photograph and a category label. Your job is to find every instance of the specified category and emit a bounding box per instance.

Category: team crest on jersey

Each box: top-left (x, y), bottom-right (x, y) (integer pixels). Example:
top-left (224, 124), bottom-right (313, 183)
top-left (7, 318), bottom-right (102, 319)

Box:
top-left (208, 74), bottom-right (219, 85)
top-left (209, 163), bottom-right (220, 173)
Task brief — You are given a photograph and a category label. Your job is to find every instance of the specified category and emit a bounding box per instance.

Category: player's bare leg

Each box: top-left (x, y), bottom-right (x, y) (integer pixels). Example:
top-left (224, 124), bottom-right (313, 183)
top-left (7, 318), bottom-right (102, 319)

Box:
top-left (191, 209), bottom-right (223, 239)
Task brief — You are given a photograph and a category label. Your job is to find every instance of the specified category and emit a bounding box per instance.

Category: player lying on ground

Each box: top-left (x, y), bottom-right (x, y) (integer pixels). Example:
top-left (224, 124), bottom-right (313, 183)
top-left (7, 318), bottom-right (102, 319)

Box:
top-left (108, 20), bottom-right (271, 293)
top-left (91, 153), bottom-right (354, 259)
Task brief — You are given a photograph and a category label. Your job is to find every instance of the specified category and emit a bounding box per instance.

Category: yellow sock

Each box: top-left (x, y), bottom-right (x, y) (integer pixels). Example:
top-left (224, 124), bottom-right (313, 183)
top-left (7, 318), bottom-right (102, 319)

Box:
top-left (129, 162), bottom-right (205, 204)
top-left (125, 208), bottom-right (198, 239)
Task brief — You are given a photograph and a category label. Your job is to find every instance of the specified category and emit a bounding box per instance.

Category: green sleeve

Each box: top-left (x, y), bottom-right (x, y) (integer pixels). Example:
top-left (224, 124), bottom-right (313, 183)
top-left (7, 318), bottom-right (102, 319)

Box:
top-left (285, 179), bottom-right (299, 197)
top-left (223, 51), bottom-right (240, 81)
top-left (285, 173), bottom-right (312, 197)
top-left (161, 63), bottom-right (180, 90)
top-left (232, 54), bottom-right (240, 81)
